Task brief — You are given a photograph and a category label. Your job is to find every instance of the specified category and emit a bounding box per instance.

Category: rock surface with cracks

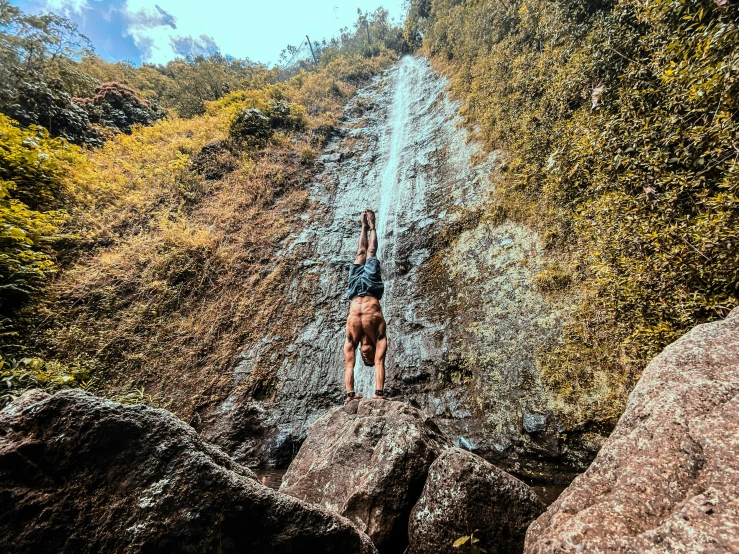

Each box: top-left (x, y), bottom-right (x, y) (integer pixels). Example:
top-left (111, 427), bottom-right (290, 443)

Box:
top-left (525, 308), bottom-right (739, 553)
top-left (280, 398), bottom-right (451, 554)
top-left (407, 447), bottom-right (544, 554)
top-left (0, 390), bottom-right (377, 554)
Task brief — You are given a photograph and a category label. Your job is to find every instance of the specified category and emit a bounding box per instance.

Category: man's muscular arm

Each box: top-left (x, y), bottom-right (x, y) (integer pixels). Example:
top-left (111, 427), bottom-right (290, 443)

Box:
top-left (374, 334), bottom-right (387, 395)
top-left (343, 332), bottom-right (358, 393)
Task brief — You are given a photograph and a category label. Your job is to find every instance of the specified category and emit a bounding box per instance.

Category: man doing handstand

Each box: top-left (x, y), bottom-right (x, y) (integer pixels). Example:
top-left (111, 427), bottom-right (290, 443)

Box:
top-left (344, 209), bottom-right (387, 403)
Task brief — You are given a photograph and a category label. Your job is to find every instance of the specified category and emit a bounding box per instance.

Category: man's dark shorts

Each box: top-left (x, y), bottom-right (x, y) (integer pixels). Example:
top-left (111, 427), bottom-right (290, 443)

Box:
top-left (347, 257), bottom-right (384, 301)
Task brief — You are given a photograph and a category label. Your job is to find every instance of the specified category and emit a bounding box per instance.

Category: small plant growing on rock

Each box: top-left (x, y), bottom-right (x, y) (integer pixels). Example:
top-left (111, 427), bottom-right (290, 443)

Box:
top-left (0, 356), bottom-right (90, 408)
top-left (453, 525), bottom-right (486, 554)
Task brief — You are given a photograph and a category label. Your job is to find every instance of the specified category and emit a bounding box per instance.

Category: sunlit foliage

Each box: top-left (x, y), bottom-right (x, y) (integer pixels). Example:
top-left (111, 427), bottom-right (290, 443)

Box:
top-left (0, 355), bottom-right (90, 408)
top-left (410, 0), bottom-right (739, 424)
top-left (0, 113), bottom-right (84, 314)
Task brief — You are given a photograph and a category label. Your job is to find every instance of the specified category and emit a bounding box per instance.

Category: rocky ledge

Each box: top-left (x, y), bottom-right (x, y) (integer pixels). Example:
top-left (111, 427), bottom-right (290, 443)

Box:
top-left (0, 390), bottom-right (376, 554)
top-left (280, 399), bottom-right (451, 553)
top-left (2, 308), bottom-right (737, 553)
top-left (280, 398), bottom-right (545, 554)
top-left (525, 307), bottom-right (739, 553)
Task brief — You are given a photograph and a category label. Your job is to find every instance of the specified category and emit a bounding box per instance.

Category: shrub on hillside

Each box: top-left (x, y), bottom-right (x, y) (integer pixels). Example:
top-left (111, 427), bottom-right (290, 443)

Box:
top-left (229, 100), bottom-right (307, 147)
top-left (74, 82), bottom-right (164, 135)
top-left (268, 100), bottom-right (307, 131)
top-left (3, 79), bottom-right (100, 146)
top-left (0, 113), bottom-right (83, 313)
top-left (229, 107), bottom-right (273, 145)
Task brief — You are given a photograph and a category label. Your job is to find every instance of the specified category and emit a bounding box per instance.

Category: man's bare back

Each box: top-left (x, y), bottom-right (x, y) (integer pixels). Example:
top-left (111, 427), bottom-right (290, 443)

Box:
top-left (343, 210), bottom-right (388, 403)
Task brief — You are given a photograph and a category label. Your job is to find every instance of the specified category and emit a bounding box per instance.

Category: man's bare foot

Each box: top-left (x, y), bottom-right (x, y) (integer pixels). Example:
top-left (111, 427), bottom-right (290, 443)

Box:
top-left (360, 210), bottom-right (369, 229)
top-left (366, 209), bottom-right (376, 228)
top-left (371, 394), bottom-right (388, 400)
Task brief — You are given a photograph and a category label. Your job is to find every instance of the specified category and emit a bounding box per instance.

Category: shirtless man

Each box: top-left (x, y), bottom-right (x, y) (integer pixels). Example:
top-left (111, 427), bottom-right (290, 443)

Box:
top-left (343, 209), bottom-right (388, 403)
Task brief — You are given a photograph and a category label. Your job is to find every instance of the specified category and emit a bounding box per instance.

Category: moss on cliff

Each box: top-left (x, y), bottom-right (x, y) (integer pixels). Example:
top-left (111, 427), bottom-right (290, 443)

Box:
top-left (407, 0), bottom-right (739, 428)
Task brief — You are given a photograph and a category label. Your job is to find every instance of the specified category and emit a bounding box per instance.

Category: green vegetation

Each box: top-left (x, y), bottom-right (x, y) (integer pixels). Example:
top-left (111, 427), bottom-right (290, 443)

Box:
top-left (0, 355), bottom-right (89, 408)
top-left (408, 0), bottom-right (738, 424)
top-left (0, 114), bottom-right (84, 315)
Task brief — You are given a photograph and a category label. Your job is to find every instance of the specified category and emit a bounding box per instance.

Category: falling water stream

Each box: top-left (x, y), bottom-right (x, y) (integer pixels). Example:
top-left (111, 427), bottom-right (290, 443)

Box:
top-left (354, 56), bottom-right (442, 398)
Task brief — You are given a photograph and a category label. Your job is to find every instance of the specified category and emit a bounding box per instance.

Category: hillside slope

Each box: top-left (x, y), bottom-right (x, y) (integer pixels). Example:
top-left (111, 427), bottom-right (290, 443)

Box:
top-left (21, 53), bottom-right (397, 412)
top-left (406, 0), bottom-right (739, 430)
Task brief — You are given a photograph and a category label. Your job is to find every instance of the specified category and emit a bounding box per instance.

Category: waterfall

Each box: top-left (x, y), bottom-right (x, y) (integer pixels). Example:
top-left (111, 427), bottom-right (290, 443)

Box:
top-left (377, 56), bottom-right (421, 261)
top-left (353, 56), bottom-right (424, 398)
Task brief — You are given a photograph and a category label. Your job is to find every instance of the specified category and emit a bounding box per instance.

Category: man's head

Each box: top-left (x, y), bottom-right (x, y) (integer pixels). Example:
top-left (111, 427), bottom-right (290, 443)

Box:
top-left (360, 341), bottom-right (376, 367)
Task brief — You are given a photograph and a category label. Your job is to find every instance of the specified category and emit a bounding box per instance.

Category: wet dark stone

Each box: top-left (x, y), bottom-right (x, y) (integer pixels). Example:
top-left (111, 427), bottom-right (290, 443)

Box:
top-left (0, 390), bottom-right (376, 554)
top-left (522, 411), bottom-right (548, 434)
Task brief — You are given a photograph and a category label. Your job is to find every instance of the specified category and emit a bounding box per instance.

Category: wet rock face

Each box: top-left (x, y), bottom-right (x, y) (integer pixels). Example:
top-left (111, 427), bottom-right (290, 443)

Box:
top-left (0, 390), bottom-right (376, 554)
top-left (198, 399), bottom-right (303, 469)
top-left (203, 56), bottom-right (578, 477)
top-left (524, 308), bottom-right (739, 553)
top-left (408, 448), bottom-right (544, 554)
top-left (280, 398), bottom-right (451, 554)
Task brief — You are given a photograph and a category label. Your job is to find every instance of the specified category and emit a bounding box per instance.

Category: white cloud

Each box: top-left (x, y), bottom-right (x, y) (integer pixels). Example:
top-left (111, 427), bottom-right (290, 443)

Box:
top-left (44, 0), bottom-right (90, 14)
top-left (120, 2), bottom-right (180, 63)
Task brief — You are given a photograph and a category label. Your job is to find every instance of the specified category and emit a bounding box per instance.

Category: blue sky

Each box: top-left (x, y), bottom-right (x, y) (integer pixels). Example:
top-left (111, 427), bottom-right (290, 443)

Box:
top-left (11, 0), bottom-right (407, 66)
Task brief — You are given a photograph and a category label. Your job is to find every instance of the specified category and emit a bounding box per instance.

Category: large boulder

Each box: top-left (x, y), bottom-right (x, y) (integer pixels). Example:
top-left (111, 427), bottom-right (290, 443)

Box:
top-left (0, 390), bottom-right (376, 554)
top-left (408, 448), bottom-right (544, 554)
top-left (280, 398), bottom-right (451, 553)
top-left (525, 308), bottom-right (739, 553)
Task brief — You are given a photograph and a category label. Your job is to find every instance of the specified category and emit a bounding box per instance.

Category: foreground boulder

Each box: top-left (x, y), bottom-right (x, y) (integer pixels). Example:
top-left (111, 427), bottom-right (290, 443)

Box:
top-left (408, 448), bottom-right (544, 554)
top-left (525, 308), bottom-right (739, 553)
top-left (0, 390), bottom-right (376, 554)
top-left (280, 399), bottom-right (451, 553)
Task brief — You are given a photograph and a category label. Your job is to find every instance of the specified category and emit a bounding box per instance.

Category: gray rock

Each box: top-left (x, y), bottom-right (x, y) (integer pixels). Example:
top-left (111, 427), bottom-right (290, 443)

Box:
top-left (522, 411), bottom-right (548, 434)
top-left (0, 390), bottom-right (376, 554)
top-left (280, 399), bottom-right (451, 554)
top-left (408, 448), bottom-right (544, 554)
top-left (525, 308), bottom-right (739, 553)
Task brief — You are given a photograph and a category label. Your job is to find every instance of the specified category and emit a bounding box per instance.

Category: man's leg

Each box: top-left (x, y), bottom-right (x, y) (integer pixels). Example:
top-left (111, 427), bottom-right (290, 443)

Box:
top-left (354, 211), bottom-right (369, 265)
top-left (366, 210), bottom-right (378, 258)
